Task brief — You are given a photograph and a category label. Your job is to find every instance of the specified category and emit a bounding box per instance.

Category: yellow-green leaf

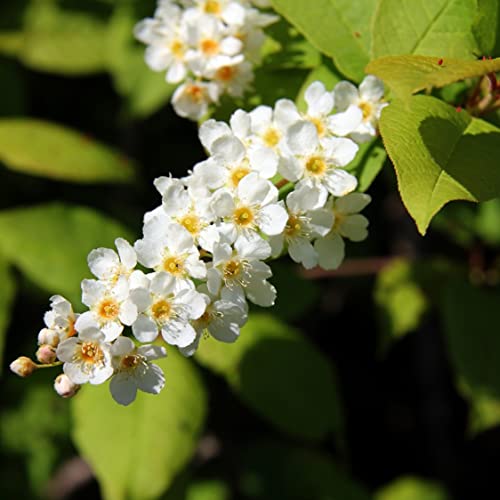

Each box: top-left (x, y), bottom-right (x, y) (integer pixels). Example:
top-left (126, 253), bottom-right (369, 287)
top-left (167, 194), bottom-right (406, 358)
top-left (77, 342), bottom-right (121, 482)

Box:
top-left (196, 314), bottom-right (342, 441)
top-left (72, 350), bottom-right (207, 500)
top-left (375, 476), bottom-right (449, 500)
top-left (0, 119), bottom-right (134, 183)
top-left (372, 0), bottom-right (488, 60)
top-left (0, 203), bottom-right (133, 305)
top-left (379, 95), bottom-right (500, 234)
top-left (366, 55), bottom-right (500, 99)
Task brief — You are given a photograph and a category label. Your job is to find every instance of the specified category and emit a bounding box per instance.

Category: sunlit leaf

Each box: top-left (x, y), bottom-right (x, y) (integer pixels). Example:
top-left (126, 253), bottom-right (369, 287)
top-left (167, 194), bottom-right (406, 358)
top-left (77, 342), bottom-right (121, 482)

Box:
top-left (0, 119), bottom-right (134, 183)
top-left (371, 0), bottom-right (490, 60)
top-left (196, 314), bottom-right (342, 441)
top-left (380, 95), bottom-right (500, 234)
top-left (270, 0), bottom-right (377, 82)
top-left (345, 138), bottom-right (387, 192)
top-left (366, 55), bottom-right (500, 99)
top-left (72, 350), bottom-right (207, 500)
top-left (0, 203), bottom-right (133, 305)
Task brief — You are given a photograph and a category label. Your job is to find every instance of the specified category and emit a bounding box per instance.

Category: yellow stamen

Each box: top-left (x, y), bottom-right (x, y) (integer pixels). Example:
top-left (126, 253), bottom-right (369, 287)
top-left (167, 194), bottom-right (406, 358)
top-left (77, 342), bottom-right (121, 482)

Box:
top-left (263, 128), bottom-right (280, 147)
top-left (200, 38), bottom-right (219, 56)
top-left (305, 156), bottom-right (327, 176)
top-left (216, 65), bottom-right (236, 82)
top-left (151, 300), bottom-right (172, 321)
top-left (233, 206), bottom-right (254, 227)
top-left (163, 256), bottom-right (185, 276)
top-left (80, 342), bottom-right (104, 364)
top-left (223, 260), bottom-right (242, 279)
top-left (204, 0), bottom-right (221, 14)
top-left (359, 101), bottom-right (373, 121)
top-left (229, 166), bottom-right (250, 188)
top-left (285, 215), bottom-right (302, 237)
top-left (179, 214), bottom-right (200, 235)
top-left (98, 299), bottom-right (120, 320)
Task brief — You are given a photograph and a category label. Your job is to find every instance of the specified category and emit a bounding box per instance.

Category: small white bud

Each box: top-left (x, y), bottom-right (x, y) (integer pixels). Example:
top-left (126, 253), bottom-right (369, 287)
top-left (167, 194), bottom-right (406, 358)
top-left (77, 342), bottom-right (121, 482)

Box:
top-left (36, 344), bottom-right (57, 364)
top-left (10, 356), bottom-right (37, 377)
top-left (54, 374), bottom-right (80, 398)
top-left (38, 328), bottom-right (59, 347)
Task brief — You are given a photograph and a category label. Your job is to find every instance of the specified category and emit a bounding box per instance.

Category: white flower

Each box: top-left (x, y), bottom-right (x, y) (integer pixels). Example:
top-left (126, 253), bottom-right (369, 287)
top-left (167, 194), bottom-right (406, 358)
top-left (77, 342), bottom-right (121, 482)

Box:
top-left (134, 2), bottom-right (190, 84)
top-left (54, 374), bottom-right (80, 398)
top-left (87, 238), bottom-right (137, 284)
top-left (269, 184), bottom-right (334, 269)
top-left (75, 277), bottom-right (137, 342)
top-left (302, 81), bottom-right (336, 137)
top-left (210, 172), bottom-right (288, 245)
top-left (207, 235), bottom-right (276, 307)
top-left (279, 121), bottom-right (359, 201)
top-left (38, 295), bottom-right (78, 347)
top-left (172, 79), bottom-right (219, 120)
top-left (209, 59), bottom-right (254, 97)
top-left (131, 272), bottom-right (206, 348)
top-left (180, 285), bottom-right (248, 356)
top-left (135, 222), bottom-right (206, 284)
top-left (315, 193), bottom-right (371, 270)
top-left (56, 327), bottom-right (113, 385)
top-left (333, 75), bottom-right (388, 142)
top-left (109, 337), bottom-right (166, 406)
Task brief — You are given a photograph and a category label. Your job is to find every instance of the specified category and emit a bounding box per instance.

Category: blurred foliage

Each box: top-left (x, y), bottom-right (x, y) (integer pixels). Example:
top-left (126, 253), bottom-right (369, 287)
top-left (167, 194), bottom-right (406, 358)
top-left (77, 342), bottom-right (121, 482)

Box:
top-left (375, 476), bottom-right (449, 500)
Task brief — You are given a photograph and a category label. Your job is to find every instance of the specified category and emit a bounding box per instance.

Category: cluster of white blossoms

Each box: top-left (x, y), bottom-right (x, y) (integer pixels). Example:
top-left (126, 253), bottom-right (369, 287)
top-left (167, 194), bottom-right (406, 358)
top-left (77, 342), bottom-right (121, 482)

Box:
top-left (10, 76), bottom-right (387, 406)
top-left (134, 0), bottom-right (277, 120)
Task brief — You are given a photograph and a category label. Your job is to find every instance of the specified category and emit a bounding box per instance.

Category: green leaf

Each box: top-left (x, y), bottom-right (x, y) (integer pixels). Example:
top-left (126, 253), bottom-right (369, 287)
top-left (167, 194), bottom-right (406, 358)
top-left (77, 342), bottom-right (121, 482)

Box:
top-left (374, 259), bottom-right (428, 348)
top-left (0, 0), bottom-right (108, 75)
top-left (72, 350), bottom-right (207, 500)
top-left (0, 203), bottom-right (133, 305)
top-left (239, 441), bottom-right (371, 500)
top-left (0, 256), bottom-right (15, 371)
top-left (106, 5), bottom-right (176, 118)
top-left (371, 0), bottom-right (488, 60)
top-left (474, 198), bottom-right (500, 245)
top-left (472, 0), bottom-right (500, 56)
top-left (186, 480), bottom-right (230, 500)
top-left (196, 314), bottom-right (342, 441)
top-left (366, 55), bottom-right (500, 99)
top-left (379, 95), bottom-right (500, 234)
top-left (375, 476), bottom-right (449, 500)
top-left (270, 0), bottom-right (377, 82)
top-left (345, 138), bottom-right (387, 192)
top-left (0, 119), bottom-right (134, 183)
top-left (295, 62), bottom-right (343, 112)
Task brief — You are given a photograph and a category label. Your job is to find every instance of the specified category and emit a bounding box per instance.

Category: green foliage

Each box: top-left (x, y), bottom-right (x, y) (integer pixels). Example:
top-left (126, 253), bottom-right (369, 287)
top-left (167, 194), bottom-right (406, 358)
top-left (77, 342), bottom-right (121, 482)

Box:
top-left (375, 259), bottom-right (428, 349)
top-left (186, 480), bottom-right (230, 500)
top-left (0, 203), bottom-right (133, 305)
top-left (1, 383), bottom-right (70, 495)
top-left (196, 314), bottom-right (342, 441)
top-left (441, 280), bottom-right (500, 433)
top-left (0, 256), bottom-right (15, 370)
top-left (380, 95), bottom-right (500, 234)
top-left (0, 118), bottom-right (135, 183)
top-left (239, 441), bottom-right (371, 500)
top-left (366, 55), bottom-right (500, 99)
top-left (345, 139), bottom-right (387, 192)
top-left (72, 350), bottom-right (207, 500)
top-left (371, 0), bottom-right (492, 60)
top-left (270, 0), bottom-right (377, 82)
top-left (375, 476), bottom-right (449, 500)
top-left (0, 0), bottom-right (108, 75)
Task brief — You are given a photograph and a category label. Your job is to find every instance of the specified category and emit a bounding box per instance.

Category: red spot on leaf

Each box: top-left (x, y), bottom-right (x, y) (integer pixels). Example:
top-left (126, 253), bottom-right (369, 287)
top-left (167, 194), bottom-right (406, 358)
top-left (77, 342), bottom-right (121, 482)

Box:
top-left (438, 58), bottom-right (443, 66)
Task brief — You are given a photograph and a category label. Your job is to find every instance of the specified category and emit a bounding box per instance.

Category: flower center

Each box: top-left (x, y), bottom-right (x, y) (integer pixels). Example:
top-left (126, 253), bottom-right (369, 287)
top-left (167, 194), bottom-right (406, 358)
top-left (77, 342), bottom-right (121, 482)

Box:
top-left (80, 341), bottom-right (103, 364)
top-left (285, 215), bottom-right (302, 237)
top-left (185, 84), bottom-right (205, 103)
top-left (216, 65), bottom-right (236, 82)
top-left (263, 128), bottom-right (280, 147)
top-left (305, 156), bottom-right (327, 176)
top-left (359, 101), bottom-right (373, 121)
top-left (121, 354), bottom-right (141, 370)
top-left (229, 166), bottom-right (250, 188)
top-left (163, 256), bottom-right (185, 276)
top-left (223, 260), bottom-right (242, 280)
top-left (200, 38), bottom-right (219, 56)
top-left (170, 39), bottom-right (185, 59)
top-left (310, 117), bottom-right (325, 136)
top-left (67, 318), bottom-right (77, 338)
top-left (204, 0), bottom-right (221, 14)
top-left (151, 300), bottom-right (172, 321)
top-left (233, 206), bottom-right (254, 227)
top-left (98, 298), bottom-right (120, 320)
top-left (179, 214), bottom-right (200, 235)
top-left (332, 211), bottom-right (346, 232)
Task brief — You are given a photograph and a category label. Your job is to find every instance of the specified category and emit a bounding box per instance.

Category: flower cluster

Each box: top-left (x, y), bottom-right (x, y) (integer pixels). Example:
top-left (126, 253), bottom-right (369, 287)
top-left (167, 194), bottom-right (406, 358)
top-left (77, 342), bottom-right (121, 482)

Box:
top-left (135, 0), bottom-right (278, 120)
top-left (10, 76), bottom-right (386, 405)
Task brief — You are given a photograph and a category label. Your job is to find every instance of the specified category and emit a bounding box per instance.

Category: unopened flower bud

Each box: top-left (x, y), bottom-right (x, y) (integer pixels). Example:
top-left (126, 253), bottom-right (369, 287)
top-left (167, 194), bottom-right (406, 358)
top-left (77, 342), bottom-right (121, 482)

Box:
top-left (38, 328), bottom-right (59, 347)
top-left (10, 356), bottom-right (37, 377)
top-left (36, 344), bottom-right (57, 364)
top-left (54, 374), bottom-right (80, 398)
